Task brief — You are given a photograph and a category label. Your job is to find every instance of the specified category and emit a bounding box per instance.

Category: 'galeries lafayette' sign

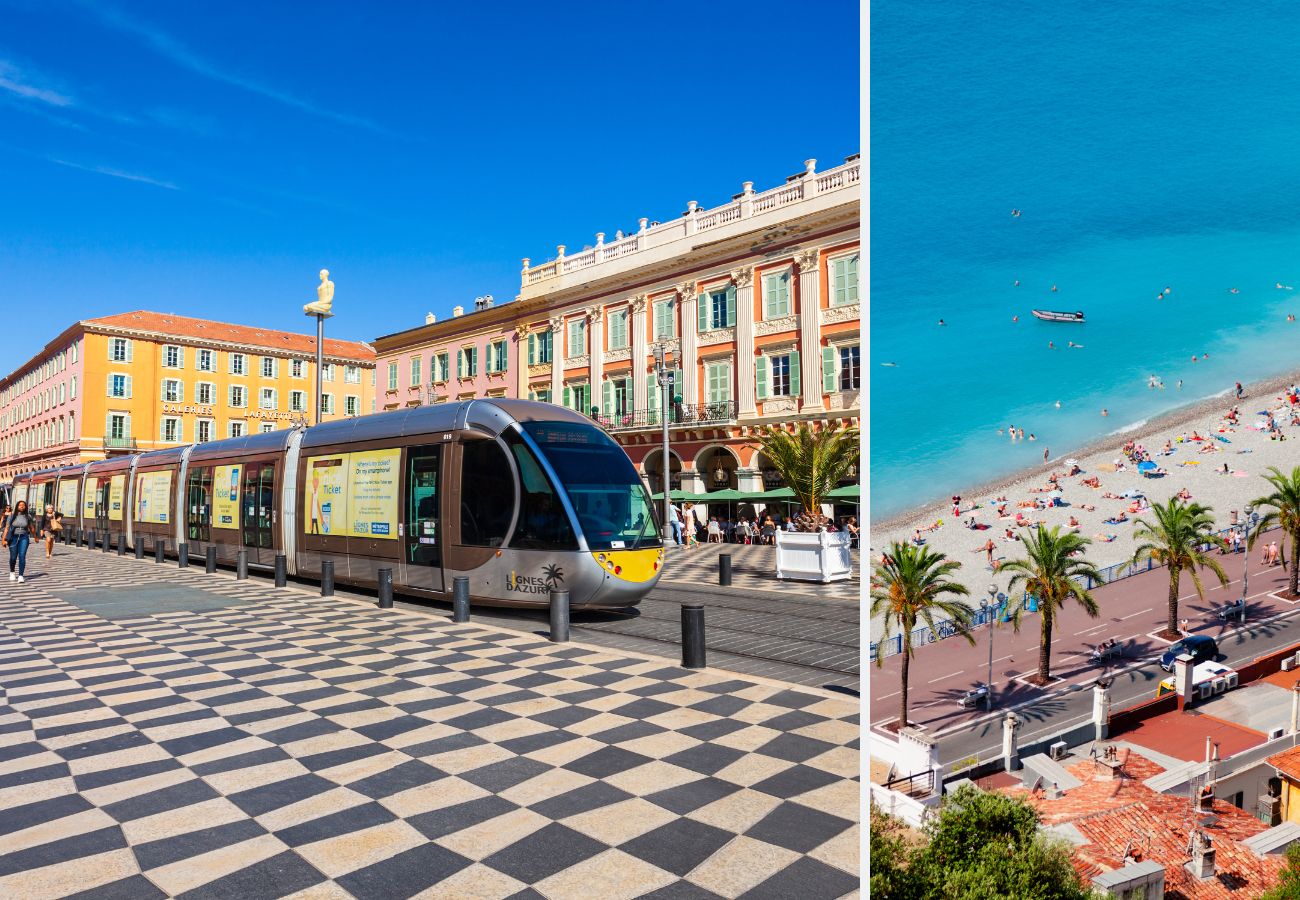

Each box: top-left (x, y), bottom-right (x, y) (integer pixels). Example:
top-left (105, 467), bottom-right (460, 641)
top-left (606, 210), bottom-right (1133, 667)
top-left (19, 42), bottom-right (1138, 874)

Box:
top-left (161, 404), bottom-right (295, 422)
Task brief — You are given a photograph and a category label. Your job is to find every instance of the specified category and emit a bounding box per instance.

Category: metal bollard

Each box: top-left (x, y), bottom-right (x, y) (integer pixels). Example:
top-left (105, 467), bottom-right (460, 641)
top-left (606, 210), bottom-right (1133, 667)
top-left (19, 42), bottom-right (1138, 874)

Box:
top-left (155, 541), bottom-right (165, 564)
top-left (274, 554), bottom-right (287, 587)
top-left (549, 589), bottom-right (570, 643)
top-left (719, 553), bottom-right (732, 586)
top-left (377, 567), bottom-right (393, 609)
top-left (321, 560), bottom-right (335, 596)
top-left (236, 550), bottom-right (248, 580)
top-left (82, 529), bottom-right (91, 548)
top-left (681, 604), bottom-right (707, 669)
top-left (102, 531), bottom-right (111, 553)
top-left (134, 539), bottom-right (144, 559)
top-left (178, 543), bottom-right (189, 568)
top-left (452, 575), bottom-right (470, 623)
top-left (205, 546), bottom-right (217, 573)
top-left (116, 533), bottom-right (124, 556)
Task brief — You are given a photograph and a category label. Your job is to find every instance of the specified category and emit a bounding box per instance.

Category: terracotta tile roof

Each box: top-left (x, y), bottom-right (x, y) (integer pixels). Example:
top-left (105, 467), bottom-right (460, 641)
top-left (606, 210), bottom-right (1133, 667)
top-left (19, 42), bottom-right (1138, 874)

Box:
top-left (1268, 745), bottom-right (1300, 781)
top-left (85, 311), bottom-right (375, 361)
top-left (999, 751), bottom-right (1285, 900)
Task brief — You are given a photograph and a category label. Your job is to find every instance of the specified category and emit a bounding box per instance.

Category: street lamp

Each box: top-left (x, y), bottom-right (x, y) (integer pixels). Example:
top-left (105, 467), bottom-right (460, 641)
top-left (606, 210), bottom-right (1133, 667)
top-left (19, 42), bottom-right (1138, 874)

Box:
top-left (1243, 505), bottom-right (1260, 622)
top-left (652, 344), bottom-right (673, 546)
top-left (984, 583), bottom-right (998, 711)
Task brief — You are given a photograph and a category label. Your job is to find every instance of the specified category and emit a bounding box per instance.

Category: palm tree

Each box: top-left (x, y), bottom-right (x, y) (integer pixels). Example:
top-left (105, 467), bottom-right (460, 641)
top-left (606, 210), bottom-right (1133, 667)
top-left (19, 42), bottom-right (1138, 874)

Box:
top-left (1131, 497), bottom-right (1228, 639)
top-left (756, 423), bottom-right (859, 531)
top-left (1251, 466), bottom-right (1300, 597)
top-left (871, 542), bottom-right (974, 730)
top-left (1001, 526), bottom-right (1103, 684)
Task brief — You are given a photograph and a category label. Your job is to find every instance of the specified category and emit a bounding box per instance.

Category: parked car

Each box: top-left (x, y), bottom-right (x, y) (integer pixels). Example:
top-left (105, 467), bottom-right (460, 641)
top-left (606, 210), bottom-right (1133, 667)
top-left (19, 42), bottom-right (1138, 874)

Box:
top-left (1159, 634), bottom-right (1219, 672)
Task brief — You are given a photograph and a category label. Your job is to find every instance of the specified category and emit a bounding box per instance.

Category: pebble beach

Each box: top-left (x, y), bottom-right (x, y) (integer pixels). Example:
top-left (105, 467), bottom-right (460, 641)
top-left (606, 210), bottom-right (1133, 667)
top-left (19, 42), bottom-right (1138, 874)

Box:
top-left (870, 371), bottom-right (1300, 642)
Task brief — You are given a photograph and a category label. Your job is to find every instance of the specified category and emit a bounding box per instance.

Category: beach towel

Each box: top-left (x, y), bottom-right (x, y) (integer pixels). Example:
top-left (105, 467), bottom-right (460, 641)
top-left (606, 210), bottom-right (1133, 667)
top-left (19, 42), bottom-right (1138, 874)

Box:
top-left (1097, 463), bottom-right (1118, 472)
top-left (1215, 435), bottom-right (1230, 443)
top-left (1233, 471), bottom-right (1249, 477)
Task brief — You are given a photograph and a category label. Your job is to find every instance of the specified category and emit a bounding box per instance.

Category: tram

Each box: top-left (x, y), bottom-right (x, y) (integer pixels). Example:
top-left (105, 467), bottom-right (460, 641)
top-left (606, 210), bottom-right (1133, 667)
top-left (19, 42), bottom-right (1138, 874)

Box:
top-left (10, 400), bottom-right (663, 609)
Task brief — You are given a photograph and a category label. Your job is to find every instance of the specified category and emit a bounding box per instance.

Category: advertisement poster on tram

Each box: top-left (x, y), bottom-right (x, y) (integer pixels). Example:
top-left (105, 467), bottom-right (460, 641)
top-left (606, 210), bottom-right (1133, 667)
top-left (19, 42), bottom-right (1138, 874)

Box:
top-left (108, 475), bottom-right (125, 521)
top-left (305, 455), bottom-right (348, 536)
top-left (213, 465), bottom-right (241, 528)
top-left (135, 471), bottom-right (172, 523)
top-left (57, 480), bottom-right (78, 517)
top-left (349, 449), bottom-right (399, 539)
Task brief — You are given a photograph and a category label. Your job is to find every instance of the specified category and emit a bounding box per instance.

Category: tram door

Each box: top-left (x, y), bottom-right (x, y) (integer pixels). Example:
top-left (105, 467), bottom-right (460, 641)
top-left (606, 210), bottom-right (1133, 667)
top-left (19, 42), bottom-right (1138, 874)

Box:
top-left (404, 446), bottom-right (443, 593)
top-left (94, 478), bottom-right (112, 532)
top-left (186, 468), bottom-right (212, 543)
top-left (241, 463), bottom-right (275, 561)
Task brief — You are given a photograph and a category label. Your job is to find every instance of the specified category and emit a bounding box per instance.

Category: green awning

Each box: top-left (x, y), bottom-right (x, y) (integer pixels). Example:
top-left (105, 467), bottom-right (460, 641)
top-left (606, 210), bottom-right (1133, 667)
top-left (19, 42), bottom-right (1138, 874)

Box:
top-left (827, 484), bottom-right (861, 500)
top-left (743, 487), bottom-right (798, 501)
top-left (650, 490), bottom-right (703, 502)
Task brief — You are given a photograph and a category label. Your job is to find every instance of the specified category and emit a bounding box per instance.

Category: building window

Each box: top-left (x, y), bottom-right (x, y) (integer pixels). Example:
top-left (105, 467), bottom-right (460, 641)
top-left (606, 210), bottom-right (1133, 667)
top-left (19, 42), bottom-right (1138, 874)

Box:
top-left (197, 348), bottom-right (215, 372)
top-left (261, 422), bottom-right (276, 434)
top-left (529, 388), bottom-right (552, 404)
top-left (387, 362), bottom-right (398, 390)
top-left (230, 385), bottom-right (247, 408)
top-left (488, 341), bottom-right (507, 374)
top-left (609, 377), bottom-right (630, 415)
top-left (706, 361), bottom-right (733, 403)
top-left (292, 359), bottom-right (305, 378)
top-left (839, 345), bottom-right (861, 391)
top-left (70, 376), bottom-right (76, 400)
top-left (163, 345), bottom-right (183, 368)
top-left (196, 419), bottom-right (214, 443)
top-left (458, 347), bottom-right (477, 379)
top-left (230, 353), bottom-right (246, 376)
top-left (831, 253), bottom-right (859, 306)
top-left (110, 338), bottom-right (131, 362)
top-left (345, 365), bottom-right (360, 384)
top-left (109, 373), bottom-right (131, 399)
top-left (290, 390), bottom-right (306, 412)
top-left (702, 287), bottom-right (734, 331)
top-left (609, 309), bottom-right (628, 350)
top-left (161, 417), bottom-right (182, 443)
top-left (108, 413), bottom-right (128, 441)
top-left (58, 383), bottom-right (65, 404)
top-left (260, 388), bottom-right (278, 409)
top-left (229, 421), bottom-right (245, 438)
top-left (345, 395), bottom-right (359, 416)
top-left (433, 352), bottom-right (450, 383)
top-left (162, 379), bottom-right (183, 402)
top-left (565, 383), bottom-right (590, 414)
top-left (770, 355), bottom-right (791, 397)
top-left (259, 356), bottom-right (276, 379)
top-left (321, 393), bottom-right (335, 415)
top-left (71, 342), bottom-right (78, 364)
top-left (763, 270), bottom-right (791, 318)
top-left (410, 357), bottom-right (421, 387)
top-left (567, 319), bottom-right (586, 357)
top-left (322, 363), bottom-right (335, 382)
top-left (196, 382), bottom-right (214, 405)
top-left (654, 299), bottom-right (675, 340)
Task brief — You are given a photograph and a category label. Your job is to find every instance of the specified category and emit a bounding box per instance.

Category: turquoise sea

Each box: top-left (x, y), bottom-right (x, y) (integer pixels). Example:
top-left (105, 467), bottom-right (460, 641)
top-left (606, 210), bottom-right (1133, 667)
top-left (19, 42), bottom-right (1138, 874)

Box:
top-left (871, 1), bottom-right (1300, 521)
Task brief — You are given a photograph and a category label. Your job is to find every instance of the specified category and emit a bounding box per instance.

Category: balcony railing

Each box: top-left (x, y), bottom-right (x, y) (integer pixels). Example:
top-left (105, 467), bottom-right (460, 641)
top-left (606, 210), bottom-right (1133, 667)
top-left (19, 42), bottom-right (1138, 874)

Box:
top-left (103, 437), bottom-right (137, 451)
top-left (599, 400), bottom-right (738, 432)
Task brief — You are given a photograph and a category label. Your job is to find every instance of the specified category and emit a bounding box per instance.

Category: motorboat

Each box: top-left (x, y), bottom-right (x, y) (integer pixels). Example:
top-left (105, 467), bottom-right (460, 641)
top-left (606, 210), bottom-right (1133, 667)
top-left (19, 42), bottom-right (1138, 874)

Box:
top-left (1031, 309), bottom-right (1085, 323)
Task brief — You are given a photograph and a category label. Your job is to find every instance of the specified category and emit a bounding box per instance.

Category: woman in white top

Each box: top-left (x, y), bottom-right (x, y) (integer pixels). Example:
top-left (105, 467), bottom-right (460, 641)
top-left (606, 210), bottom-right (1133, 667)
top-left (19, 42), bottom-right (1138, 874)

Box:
top-left (707, 518), bottom-right (721, 542)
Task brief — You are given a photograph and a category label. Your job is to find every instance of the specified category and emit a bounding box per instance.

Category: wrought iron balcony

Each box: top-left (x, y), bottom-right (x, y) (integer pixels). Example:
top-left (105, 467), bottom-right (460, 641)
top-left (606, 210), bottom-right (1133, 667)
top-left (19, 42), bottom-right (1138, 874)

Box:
top-left (103, 437), bottom-right (137, 451)
top-left (599, 400), bottom-right (738, 432)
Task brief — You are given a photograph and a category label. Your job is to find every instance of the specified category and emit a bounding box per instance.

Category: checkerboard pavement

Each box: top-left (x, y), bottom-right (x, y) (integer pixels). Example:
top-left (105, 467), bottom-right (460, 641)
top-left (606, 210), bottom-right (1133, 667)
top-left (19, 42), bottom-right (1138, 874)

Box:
top-left (0, 547), bottom-right (860, 899)
top-left (660, 544), bottom-right (861, 603)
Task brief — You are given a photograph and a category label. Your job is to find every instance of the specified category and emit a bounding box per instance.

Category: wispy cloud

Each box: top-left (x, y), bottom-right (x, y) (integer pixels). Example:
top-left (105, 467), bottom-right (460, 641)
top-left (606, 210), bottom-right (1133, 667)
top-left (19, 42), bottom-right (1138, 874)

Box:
top-left (81, 2), bottom-right (388, 134)
top-left (49, 157), bottom-right (179, 190)
top-left (0, 59), bottom-right (72, 107)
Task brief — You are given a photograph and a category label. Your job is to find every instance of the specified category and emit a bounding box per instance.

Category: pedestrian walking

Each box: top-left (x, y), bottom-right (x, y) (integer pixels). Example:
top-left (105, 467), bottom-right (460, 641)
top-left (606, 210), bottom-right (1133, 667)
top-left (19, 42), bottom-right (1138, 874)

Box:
top-left (1180, 617), bottom-right (1189, 636)
top-left (3, 500), bottom-right (33, 583)
top-left (38, 505), bottom-right (58, 560)
top-left (669, 502), bottom-right (684, 546)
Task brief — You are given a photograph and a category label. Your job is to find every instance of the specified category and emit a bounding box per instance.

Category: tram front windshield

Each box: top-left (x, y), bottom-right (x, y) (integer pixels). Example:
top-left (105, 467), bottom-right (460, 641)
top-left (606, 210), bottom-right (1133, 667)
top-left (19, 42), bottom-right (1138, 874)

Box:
top-left (523, 421), bottom-right (661, 551)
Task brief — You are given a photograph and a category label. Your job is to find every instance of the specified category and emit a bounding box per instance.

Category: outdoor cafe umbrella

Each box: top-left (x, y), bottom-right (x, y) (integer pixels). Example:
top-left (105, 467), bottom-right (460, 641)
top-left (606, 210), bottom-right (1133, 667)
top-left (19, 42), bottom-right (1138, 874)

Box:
top-left (827, 484), bottom-right (860, 500)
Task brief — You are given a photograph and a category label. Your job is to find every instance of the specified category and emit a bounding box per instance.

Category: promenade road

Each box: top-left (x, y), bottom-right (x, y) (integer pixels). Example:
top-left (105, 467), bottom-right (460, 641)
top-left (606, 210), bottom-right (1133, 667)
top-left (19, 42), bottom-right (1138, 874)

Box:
top-left (0, 545), bottom-right (858, 899)
top-left (870, 547), bottom-right (1300, 759)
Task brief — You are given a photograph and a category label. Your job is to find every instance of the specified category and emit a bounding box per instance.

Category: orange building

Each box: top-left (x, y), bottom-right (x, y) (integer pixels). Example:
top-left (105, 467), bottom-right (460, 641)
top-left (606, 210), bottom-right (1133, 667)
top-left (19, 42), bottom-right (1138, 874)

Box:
top-left (0, 311), bottom-right (375, 480)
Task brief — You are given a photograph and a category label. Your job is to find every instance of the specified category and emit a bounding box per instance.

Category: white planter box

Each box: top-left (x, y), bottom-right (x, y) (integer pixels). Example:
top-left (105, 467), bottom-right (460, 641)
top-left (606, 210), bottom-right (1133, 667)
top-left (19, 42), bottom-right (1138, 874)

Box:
top-left (775, 530), bottom-right (853, 582)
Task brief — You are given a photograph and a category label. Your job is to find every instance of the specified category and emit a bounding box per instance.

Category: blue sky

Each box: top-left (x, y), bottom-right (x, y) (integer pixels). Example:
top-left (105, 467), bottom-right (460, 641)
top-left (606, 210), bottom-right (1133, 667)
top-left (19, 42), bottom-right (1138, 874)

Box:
top-left (0, 0), bottom-right (860, 371)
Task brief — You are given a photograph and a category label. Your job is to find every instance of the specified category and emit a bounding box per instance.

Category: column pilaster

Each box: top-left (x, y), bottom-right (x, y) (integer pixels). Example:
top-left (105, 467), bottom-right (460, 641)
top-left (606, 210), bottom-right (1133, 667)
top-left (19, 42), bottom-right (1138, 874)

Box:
top-left (796, 248), bottom-right (824, 412)
top-left (514, 324), bottom-right (529, 399)
top-left (587, 306), bottom-right (603, 415)
top-left (677, 283), bottom-right (698, 406)
top-left (630, 295), bottom-right (648, 411)
top-left (733, 266), bottom-right (756, 417)
top-left (548, 315), bottom-right (563, 403)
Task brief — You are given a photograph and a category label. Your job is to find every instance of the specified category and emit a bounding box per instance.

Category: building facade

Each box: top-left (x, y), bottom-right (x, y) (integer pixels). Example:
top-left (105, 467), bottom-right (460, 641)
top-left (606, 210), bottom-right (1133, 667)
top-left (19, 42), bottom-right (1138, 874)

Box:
top-left (0, 311), bottom-right (376, 480)
top-left (373, 155), bottom-right (860, 497)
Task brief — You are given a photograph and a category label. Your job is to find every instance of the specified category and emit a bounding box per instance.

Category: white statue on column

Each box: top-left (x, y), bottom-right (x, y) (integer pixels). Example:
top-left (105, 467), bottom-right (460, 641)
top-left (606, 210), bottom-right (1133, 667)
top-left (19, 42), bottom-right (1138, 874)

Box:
top-left (305, 269), bottom-right (335, 317)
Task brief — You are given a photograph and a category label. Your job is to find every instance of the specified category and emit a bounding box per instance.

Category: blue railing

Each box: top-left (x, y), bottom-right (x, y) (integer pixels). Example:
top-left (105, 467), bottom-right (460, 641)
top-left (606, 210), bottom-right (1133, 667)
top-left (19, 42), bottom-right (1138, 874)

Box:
top-left (867, 522), bottom-right (1277, 662)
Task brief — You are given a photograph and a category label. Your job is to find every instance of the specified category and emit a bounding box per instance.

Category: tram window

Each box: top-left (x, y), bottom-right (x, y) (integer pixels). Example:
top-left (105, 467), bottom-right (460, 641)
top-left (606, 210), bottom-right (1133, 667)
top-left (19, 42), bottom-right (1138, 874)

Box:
top-left (503, 430), bottom-right (576, 550)
top-left (458, 437), bottom-right (514, 547)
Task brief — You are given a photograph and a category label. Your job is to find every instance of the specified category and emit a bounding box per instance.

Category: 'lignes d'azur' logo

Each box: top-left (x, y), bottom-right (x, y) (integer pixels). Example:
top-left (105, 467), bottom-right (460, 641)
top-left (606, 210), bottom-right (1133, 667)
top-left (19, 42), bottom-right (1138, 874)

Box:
top-left (508, 565), bottom-right (564, 594)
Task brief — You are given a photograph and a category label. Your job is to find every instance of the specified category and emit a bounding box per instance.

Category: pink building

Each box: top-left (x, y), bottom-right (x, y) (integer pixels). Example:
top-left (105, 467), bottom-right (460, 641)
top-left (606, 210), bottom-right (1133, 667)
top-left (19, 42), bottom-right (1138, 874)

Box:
top-left (0, 324), bottom-right (85, 479)
top-left (373, 297), bottom-right (528, 411)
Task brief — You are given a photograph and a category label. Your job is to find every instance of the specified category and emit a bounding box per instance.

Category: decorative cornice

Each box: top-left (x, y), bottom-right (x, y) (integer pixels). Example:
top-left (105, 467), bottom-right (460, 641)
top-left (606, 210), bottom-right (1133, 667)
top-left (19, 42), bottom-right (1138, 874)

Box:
top-left (820, 303), bottom-right (861, 326)
top-left (547, 316), bottom-right (564, 332)
top-left (630, 294), bottom-right (648, 314)
top-left (675, 282), bottom-right (697, 302)
top-left (756, 314), bottom-right (798, 336)
top-left (514, 323), bottom-right (529, 339)
top-left (730, 266), bottom-right (754, 289)
top-left (795, 247), bottom-right (821, 273)
top-left (699, 327), bottom-right (736, 347)
top-left (527, 363), bottom-right (553, 377)
top-left (605, 348), bottom-right (632, 363)
top-left (584, 306), bottom-right (601, 324)
top-left (563, 354), bottom-right (590, 369)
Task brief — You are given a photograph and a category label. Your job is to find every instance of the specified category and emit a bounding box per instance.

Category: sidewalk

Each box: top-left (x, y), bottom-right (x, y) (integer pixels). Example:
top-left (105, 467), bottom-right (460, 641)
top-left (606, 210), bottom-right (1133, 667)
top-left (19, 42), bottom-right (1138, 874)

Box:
top-left (0, 546), bottom-right (859, 899)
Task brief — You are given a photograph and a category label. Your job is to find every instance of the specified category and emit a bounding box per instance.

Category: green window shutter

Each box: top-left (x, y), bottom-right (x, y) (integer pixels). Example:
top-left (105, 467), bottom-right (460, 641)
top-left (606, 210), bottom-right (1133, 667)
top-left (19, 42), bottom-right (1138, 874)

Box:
top-left (848, 254), bottom-right (859, 303)
top-left (726, 285), bottom-right (737, 327)
top-left (457, 351), bottom-right (464, 379)
top-left (822, 347), bottom-right (836, 392)
top-left (756, 358), bottom-right (768, 400)
top-left (763, 276), bottom-right (776, 319)
top-left (602, 380), bottom-right (612, 415)
top-left (789, 351), bottom-right (801, 396)
top-left (528, 334), bottom-right (535, 366)
top-left (648, 373), bottom-right (659, 411)
top-left (780, 272), bottom-right (790, 315)
top-left (563, 385), bottom-right (572, 409)
top-left (698, 294), bottom-right (710, 332)
top-left (484, 343), bottom-right (491, 373)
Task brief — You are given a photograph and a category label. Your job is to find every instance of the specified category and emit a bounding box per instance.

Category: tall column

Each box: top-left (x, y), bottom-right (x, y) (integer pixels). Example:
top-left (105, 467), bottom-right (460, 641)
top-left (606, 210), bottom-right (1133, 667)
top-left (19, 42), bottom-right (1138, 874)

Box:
top-left (677, 283), bottom-right (698, 407)
top-left (548, 315), bottom-right (563, 403)
top-left (630, 294), bottom-right (648, 411)
top-left (515, 324), bottom-right (529, 399)
top-left (587, 306), bottom-right (603, 415)
top-left (796, 248), bottom-right (824, 412)
top-left (733, 266), bottom-right (757, 418)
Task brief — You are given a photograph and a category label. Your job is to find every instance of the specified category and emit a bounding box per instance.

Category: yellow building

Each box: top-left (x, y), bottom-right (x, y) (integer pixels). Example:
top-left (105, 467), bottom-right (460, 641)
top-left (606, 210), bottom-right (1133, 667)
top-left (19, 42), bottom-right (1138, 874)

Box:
top-left (0, 311), bottom-right (375, 479)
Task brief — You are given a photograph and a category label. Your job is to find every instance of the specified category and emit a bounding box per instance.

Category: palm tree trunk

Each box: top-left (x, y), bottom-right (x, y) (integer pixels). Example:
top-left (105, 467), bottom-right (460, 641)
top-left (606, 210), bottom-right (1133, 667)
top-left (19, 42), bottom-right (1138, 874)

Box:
top-left (1291, 530), bottom-right (1299, 597)
top-left (899, 649), bottom-right (910, 730)
top-left (1167, 566), bottom-right (1181, 636)
top-left (1038, 607), bottom-right (1053, 683)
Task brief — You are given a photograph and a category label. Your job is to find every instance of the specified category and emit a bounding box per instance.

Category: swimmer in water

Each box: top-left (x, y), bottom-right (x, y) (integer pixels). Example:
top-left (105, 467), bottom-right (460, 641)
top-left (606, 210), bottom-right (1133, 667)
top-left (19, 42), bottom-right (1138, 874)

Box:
top-left (1067, 341), bottom-right (1075, 348)
top-left (1028, 433), bottom-right (1036, 441)
top-left (1178, 379), bottom-right (1183, 389)
top-left (1051, 285), bottom-right (1059, 292)
top-left (1230, 288), bottom-right (1240, 294)
top-left (1054, 400), bottom-right (1061, 408)
top-left (1101, 408), bottom-right (1109, 417)
top-left (1014, 280), bottom-right (1020, 287)
top-left (1012, 209), bottom-right (1021, 217)
top-left (1018, 428), bottom-right (1025, 440)
top-left (1013, 315), bottom-right (1019, 322)
top-left (938, 319), bottom-right (946, 326)
top-left (1164, 287), bottom-right (1171, 295)
top-left (1048, 341), bottom-right (1055, 349)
